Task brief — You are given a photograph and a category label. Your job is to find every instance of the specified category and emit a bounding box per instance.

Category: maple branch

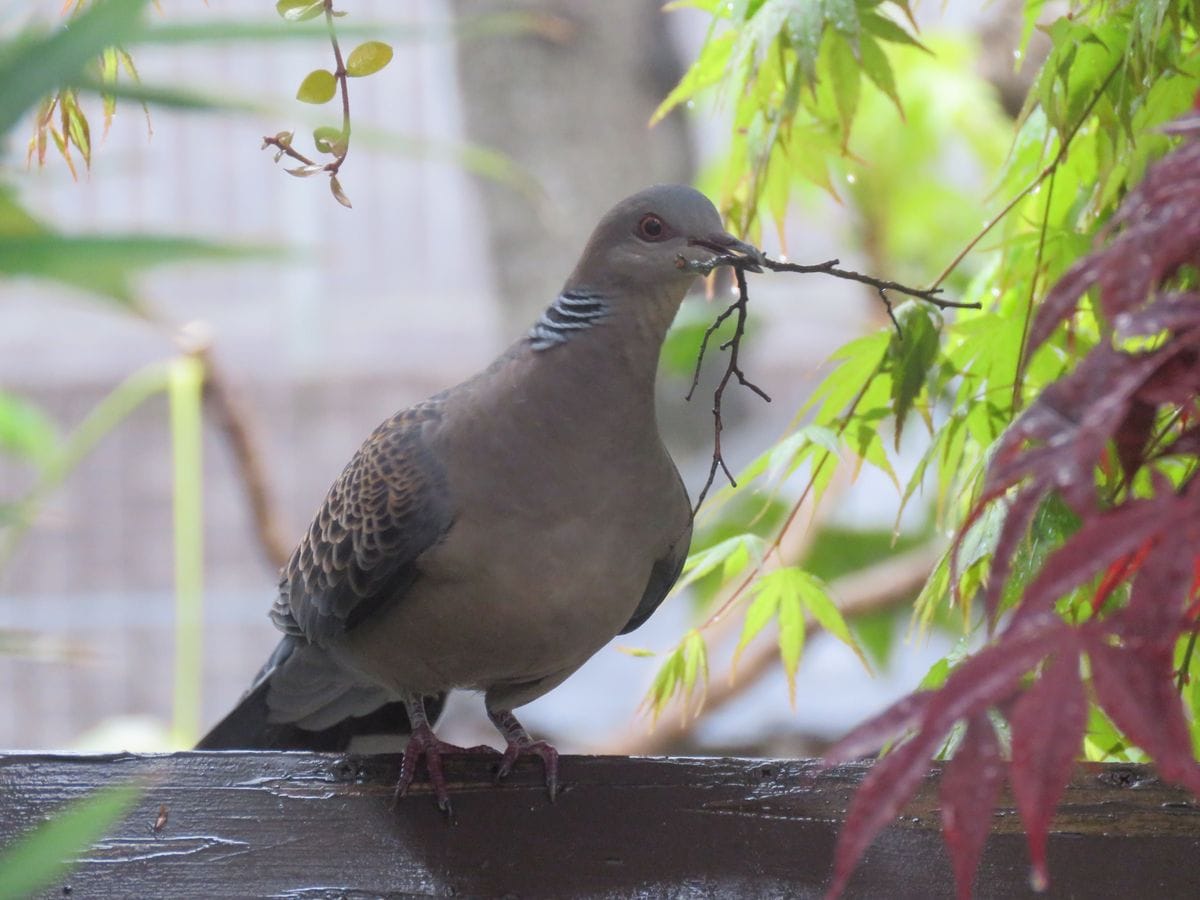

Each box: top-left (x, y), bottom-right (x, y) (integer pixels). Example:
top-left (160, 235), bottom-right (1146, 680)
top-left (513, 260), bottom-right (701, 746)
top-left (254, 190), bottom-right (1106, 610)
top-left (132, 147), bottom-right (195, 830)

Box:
top-left (930, 60), bottom-right (1122, 291)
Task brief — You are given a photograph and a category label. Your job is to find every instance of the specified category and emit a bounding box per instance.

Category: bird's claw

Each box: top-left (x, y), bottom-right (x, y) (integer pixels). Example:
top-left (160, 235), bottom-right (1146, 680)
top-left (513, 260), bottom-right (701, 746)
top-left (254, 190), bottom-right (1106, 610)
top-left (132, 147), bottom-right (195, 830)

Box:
top-left (392, 723), bottom-right (492, 816)
top-left (496, 739), bottom-right (560, 801)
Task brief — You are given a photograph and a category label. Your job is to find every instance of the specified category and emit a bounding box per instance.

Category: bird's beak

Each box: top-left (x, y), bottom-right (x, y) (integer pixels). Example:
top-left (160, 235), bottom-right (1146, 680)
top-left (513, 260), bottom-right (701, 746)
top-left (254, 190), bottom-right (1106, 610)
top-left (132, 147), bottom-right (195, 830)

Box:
top-left (688, 232), bottom-right (765, 272)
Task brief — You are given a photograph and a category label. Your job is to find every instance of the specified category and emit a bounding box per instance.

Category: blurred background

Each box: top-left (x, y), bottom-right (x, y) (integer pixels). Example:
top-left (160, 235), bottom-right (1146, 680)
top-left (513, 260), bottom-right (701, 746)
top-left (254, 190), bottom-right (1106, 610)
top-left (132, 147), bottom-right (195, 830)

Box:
top-left (0, 0), bottom-right (1030, 756)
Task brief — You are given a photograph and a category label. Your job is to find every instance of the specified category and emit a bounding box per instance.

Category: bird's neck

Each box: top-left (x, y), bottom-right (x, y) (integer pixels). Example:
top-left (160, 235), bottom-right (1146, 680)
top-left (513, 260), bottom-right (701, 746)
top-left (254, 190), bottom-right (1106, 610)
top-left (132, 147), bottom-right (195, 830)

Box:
top-left (512, 283), bottom-right (688, 430)
top-left (527, 282), bottom-right (689, 381)
top-left (528, 288), bottom-right (612, 351)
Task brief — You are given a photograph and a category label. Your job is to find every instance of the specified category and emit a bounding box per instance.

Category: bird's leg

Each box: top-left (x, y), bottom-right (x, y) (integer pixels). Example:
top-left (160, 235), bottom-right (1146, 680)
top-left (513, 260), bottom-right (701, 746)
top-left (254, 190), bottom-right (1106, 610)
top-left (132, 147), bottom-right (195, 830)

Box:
top-left (487, 707), bottom-right (560, 801)
top-left (394, 693), bottom-right (491, 814)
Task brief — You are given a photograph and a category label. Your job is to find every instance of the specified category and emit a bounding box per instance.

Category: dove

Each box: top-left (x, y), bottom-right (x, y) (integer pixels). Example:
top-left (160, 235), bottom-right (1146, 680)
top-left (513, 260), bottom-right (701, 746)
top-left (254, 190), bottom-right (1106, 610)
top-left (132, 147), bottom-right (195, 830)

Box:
top-left (198, 184), bottom-right (762, 810)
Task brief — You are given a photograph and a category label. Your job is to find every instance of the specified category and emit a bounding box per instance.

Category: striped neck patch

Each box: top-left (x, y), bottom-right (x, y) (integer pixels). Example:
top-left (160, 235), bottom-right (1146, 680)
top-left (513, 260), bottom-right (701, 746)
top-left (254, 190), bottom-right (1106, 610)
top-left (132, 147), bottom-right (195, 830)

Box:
top-left (528, 289), bottom-right (611, 351)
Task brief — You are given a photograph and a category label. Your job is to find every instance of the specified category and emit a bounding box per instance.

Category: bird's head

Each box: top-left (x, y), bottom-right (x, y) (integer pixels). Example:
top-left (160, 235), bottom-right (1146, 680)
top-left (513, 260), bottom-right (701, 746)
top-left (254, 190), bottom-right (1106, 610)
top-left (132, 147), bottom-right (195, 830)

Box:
top-left (566, 184), bottom-right (762, 295)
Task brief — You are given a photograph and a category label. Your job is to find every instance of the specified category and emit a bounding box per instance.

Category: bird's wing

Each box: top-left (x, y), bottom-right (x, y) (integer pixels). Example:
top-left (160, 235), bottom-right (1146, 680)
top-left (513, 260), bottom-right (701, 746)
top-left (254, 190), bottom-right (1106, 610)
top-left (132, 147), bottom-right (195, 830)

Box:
top-left (618, 516), bottom-right (693, 636)
top-left (271, 399), bottom-right (454, 644)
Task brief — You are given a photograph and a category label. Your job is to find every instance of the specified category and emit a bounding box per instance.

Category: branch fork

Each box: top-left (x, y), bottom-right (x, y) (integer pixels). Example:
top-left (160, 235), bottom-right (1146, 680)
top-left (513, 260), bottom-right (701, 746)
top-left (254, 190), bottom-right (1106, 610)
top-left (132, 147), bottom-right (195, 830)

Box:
top-left (679, 246), bottom-right (980, 513)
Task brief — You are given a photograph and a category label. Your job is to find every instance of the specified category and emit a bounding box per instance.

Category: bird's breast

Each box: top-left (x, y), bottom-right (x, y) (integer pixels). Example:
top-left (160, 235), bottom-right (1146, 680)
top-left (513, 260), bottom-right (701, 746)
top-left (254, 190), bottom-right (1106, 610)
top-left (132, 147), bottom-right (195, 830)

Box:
top-left (335, 352), bottom-right (691, 696)
top-left (339, 440), bottom-right (688, 696)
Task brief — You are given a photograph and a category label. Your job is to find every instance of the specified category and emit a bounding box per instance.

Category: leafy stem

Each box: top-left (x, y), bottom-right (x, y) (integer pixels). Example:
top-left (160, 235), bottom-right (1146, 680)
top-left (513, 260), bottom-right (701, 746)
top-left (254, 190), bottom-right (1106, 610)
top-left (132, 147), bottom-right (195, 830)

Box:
top-left (263, 0), bottom-right (394, 207)
top-left (325, 0), bottom-right (351, 177)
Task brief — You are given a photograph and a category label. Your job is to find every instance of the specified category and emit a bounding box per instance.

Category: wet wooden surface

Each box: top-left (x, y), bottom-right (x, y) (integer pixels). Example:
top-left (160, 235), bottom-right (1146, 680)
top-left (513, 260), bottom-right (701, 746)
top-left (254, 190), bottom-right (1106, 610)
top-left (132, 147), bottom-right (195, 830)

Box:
top-left (1, 753), bottom-right (1198, 898)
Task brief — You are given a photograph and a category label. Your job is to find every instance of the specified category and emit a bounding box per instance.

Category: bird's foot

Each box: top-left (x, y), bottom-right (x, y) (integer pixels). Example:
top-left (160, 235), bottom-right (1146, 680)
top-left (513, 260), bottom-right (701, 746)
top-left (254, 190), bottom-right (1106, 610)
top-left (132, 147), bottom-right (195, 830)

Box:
top-left (393, 723), bottom-right (493, 815)
top-left (496, 737), bottom-right (560, 801)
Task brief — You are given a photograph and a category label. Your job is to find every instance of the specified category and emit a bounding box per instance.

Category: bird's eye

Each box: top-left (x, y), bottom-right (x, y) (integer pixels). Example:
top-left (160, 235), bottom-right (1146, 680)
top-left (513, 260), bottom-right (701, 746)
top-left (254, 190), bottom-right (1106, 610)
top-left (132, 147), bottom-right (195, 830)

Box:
top-left (637, 214), bottom-right (668, 242)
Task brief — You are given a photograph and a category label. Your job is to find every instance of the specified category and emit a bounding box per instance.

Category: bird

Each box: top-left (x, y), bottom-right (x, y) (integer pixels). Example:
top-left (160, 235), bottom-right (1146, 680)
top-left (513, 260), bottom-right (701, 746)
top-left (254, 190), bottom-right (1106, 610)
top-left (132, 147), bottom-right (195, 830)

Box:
top-left (197, 184), bottom-right (762, 810)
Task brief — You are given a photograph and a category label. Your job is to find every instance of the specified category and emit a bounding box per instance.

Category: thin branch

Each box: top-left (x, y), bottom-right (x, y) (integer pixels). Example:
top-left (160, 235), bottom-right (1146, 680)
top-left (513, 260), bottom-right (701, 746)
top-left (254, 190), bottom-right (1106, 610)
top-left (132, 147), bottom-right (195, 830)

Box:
top-left (684, 300), bottom-right (738, 403)
top-left (761, 256), bottom-right (977, 311)
top-left (196, 348), bottom-right (292, 570)
top-left (684, 265), bottom-right (773, 514)
top-left (324, 0), bottom-right (351, 177)
top-left (1012, 167), bottom-right (1056, 412)
top-left (930, 60), bottom-right (1123, 291)
top-left (261, 0), bottom-right (354, 200)
top-left (261, 134), bottom-right (318, 168)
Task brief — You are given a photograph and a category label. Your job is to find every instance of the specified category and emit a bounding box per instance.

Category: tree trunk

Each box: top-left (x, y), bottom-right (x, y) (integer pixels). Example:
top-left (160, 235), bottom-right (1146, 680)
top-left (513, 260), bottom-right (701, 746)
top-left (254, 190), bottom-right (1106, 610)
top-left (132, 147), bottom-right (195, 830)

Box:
top-left (449, 0), bottom-right (694, 332)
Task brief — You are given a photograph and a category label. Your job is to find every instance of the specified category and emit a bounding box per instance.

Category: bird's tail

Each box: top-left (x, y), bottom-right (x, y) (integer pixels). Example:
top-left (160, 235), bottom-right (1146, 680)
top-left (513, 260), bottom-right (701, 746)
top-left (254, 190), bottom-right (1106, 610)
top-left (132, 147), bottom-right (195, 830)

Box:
top-left (196, 636), bottom-right (444, 751)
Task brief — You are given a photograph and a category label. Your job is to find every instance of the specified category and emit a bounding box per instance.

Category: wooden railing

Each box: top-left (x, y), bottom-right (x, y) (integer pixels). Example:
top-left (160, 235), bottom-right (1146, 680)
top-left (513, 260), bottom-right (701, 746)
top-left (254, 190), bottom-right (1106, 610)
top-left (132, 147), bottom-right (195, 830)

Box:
top-left (2, 753), bottom-right (1198, 898)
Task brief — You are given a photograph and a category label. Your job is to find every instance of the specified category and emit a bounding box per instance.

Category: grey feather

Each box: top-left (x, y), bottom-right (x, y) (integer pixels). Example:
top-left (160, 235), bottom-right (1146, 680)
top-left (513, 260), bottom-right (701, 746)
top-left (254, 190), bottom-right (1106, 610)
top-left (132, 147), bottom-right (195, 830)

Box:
top-left (270, 399), bottom-right (453, 644)
top-left (619, 519), bottom-right (692, 636)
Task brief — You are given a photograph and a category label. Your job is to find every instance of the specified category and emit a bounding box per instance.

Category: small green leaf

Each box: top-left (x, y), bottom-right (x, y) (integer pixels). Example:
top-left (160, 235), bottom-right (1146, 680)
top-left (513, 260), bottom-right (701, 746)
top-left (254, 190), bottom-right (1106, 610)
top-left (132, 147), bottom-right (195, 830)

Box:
top-left (919, 657), bottom-right (951, 691)
top-left (777, 588), bottom-right (806, 705)
top-left (345, 40), bottom-right (394, 77)
top-left (312, 125), bottom-right (346, 155)
top-left (275, 0), bottom-right (324, 22)
top-left (615, 645), bottom-right (656, 658)
top-left (792, 569), bottom-right (870, 670)
top-left (858, 34), bottom-right (902, 115)
top-left (680, 629), bottom-right (709, 707)
top-left (785, 3), bottom-right (824, 86)
top-left (852, 422), bottom-right (901, 490)
top-left (650, 31), bottom-right (735, 125)
top-left (860, 11), bottom-right (927, 51)
top-left (645, 645), bottom-right (686, 721)
top-left (62, 92), bottom-right (92, 169)
top-left (888, 302), bottom-right (941, 449)
top-left (296, 69), bottom-right (337, 104)
top-left (735, 581), bottom-right (781, 666)
top-left (99, 47), bottom-right (119, 134)
top-left (116, 48), bottom-right (140, 83)
top-left (679, 534), bottom-right (766, 591)
top-left (826, 32), bottom-right (861, 148)
top-left (100, 46), bottom-right (120, 84)
top-left (823, 0), bottom-right (861, 42)
top-left (918, 636), bottom-right (971, 691)
top-left (285, 164), bottom-right (325, 177)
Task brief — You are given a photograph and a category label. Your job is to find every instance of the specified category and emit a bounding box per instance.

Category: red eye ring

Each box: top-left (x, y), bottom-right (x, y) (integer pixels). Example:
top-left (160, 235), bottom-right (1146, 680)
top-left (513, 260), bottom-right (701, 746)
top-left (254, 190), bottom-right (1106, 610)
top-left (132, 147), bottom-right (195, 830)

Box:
top-left (637, 214), bottom-right (668, 241)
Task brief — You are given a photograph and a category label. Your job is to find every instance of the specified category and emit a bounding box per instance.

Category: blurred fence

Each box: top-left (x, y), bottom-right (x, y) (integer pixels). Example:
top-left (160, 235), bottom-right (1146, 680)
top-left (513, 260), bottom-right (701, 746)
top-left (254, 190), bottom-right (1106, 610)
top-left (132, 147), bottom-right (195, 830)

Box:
top-left (0, 0), bottom-right (498, 748)
top-left (0, 0), bottom-right (870, 752)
